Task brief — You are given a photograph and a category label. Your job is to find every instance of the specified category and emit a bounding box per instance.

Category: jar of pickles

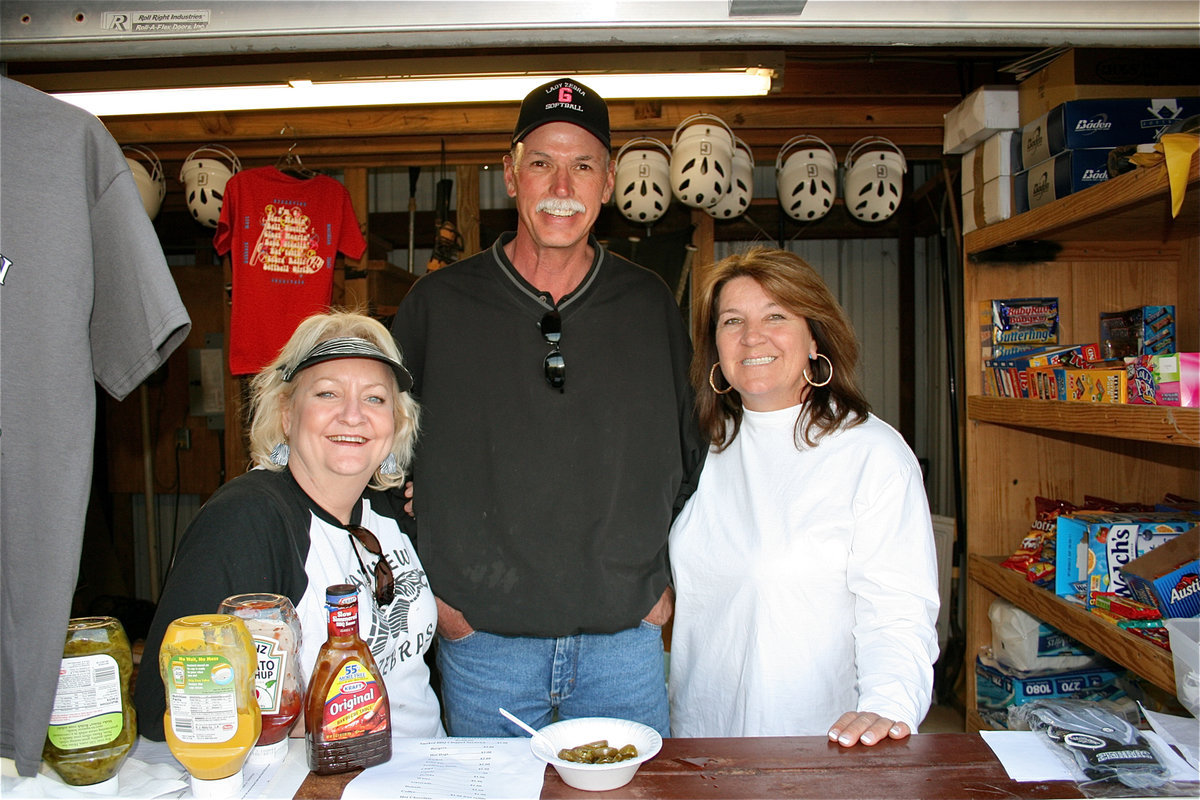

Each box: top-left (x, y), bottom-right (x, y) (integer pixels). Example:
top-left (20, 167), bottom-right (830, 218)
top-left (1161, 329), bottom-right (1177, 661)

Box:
top-left (217, 593), bottom-right (304, 762)
top-left (159, 614), bottom-right (261, 798)
top-left (43, 617), bottom-right (136, 793)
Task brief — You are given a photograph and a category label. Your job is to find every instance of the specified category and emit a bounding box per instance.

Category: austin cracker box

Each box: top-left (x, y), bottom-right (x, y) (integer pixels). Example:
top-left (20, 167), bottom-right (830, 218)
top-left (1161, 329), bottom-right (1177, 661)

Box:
top-left (1017, 96), bottom-right (1200, 171)
top-left (1121, 528), bottom-right (1200, 618)
top-left (1054, 511), bottom-right (1195, 605)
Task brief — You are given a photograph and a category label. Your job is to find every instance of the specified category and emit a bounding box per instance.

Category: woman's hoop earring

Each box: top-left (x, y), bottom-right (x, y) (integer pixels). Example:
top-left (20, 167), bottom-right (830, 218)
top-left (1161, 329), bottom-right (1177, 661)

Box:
top-left (709, 362), bottom-right (734, 395)
top-left (804, 353), bottom-right (833, 387)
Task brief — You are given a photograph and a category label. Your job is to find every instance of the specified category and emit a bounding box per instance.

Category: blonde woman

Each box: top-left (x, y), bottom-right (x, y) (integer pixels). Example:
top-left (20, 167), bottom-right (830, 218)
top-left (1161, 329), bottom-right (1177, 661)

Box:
top-left (134, 310), bottom-right (443, 740)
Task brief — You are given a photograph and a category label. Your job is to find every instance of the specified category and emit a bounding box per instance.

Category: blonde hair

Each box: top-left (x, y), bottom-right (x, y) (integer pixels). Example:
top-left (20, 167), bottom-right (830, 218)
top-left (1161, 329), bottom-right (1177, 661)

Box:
top-left (247, 309), bottom-right (419, 491)
top-left (692, 247), bottom-right (870, 451)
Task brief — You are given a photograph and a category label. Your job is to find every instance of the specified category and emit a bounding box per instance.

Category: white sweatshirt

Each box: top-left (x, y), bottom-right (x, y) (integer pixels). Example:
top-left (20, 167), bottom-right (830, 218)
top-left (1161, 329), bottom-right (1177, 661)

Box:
top-left (668, 406), bottom-right (940, 737)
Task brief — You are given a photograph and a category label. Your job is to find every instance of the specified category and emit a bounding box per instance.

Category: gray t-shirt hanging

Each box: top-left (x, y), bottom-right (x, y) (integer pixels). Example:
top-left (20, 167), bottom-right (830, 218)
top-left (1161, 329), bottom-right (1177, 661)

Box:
top-left (0, 76), bottom-right (191, 777)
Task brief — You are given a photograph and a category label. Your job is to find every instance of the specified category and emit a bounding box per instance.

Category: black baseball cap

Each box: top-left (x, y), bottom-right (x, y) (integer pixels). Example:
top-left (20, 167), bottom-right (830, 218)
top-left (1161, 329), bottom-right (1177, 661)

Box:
top-left (512, 78), bottom-right (611, 151)
top-left (281, 336), bottom-right (413, 392)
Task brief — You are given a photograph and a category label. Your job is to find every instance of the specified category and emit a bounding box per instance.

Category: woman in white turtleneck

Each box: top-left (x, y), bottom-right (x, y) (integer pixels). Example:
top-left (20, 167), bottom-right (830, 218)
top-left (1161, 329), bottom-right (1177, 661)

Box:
top-left (668, 247), bottom-right (940, 747)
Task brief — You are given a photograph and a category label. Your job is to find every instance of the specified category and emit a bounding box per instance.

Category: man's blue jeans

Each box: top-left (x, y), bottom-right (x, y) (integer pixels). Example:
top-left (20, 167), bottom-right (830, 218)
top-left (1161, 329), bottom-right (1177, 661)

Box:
top-left (435, 622), bottom-right (670, 737)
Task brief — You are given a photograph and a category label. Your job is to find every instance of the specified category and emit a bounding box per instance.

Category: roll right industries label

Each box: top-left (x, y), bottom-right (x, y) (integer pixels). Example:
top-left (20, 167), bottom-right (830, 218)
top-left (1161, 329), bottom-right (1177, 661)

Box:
top-left (320, 659), bottom-right (387, 741)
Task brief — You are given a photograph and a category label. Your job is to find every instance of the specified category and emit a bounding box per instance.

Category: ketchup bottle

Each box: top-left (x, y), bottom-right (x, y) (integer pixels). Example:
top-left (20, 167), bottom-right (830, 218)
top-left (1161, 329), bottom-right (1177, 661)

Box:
top-left (218, 593), bottom-right (305, 763)
top-left (305, 585), bottom-right (391, 774)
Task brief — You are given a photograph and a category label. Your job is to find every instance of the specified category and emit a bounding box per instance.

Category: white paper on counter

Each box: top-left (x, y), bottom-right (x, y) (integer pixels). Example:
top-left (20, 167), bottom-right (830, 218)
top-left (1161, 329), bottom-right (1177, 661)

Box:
top-left (1141, 705), bottom-right (1200, 773)
top-left (1, 749), bottom-right (187, 799)
top-left (980, 729), bottom-right (1199, 783)
top-left (342, 738), bottom-right (545, 800)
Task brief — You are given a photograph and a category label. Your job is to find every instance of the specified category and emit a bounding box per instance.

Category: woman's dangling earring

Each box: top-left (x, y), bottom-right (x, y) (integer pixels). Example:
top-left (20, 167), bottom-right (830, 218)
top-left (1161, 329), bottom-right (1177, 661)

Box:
top-left (709, 362), bottom-right (733, 395)
top-left (270, 442), bottom-right (290, 466)
top-left (380, 452), bottom-right (400, 477)
top-left (804, 353), bottom-right (833, 387)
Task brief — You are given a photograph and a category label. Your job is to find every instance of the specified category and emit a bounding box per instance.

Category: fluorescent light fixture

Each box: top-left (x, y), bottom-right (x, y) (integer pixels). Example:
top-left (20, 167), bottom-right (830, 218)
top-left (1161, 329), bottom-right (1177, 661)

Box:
top-left (53, 69), bottom-right (774, 117)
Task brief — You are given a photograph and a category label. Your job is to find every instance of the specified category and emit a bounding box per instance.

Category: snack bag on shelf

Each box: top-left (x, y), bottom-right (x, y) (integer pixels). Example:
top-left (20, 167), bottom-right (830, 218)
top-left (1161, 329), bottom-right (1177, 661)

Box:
top-left (1000, 496), bottom-right (1078, 587)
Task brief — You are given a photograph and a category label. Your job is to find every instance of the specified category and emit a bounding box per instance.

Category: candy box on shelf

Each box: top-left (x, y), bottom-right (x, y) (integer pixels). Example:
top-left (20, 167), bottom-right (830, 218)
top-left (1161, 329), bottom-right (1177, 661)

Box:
top-left (1101, 306), bottom-right (1175, 359)
top-left (1126, 353), bottom-right (1184, 406)
top-left (1120, 527), bottom-right (1200, 618)
top-left (1063, 366), bottom-right (1127, 404)
top-left (1055, 512), bottom-right (1195, 605)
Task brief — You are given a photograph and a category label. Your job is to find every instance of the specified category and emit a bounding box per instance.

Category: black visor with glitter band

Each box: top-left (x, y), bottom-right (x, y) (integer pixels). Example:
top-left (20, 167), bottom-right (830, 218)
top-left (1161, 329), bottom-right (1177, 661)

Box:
top-left (282, 336), bottom-right (413, 392)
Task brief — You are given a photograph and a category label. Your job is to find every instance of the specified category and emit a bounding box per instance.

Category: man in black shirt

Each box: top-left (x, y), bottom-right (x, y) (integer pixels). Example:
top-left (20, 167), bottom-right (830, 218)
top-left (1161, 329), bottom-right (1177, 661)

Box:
top-left (390, 78), bottom-right (704, 736)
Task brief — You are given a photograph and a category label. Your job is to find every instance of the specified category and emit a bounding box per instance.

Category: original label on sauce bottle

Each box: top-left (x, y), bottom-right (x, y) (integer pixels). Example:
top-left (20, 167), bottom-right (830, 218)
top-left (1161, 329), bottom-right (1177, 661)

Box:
top-left (320, 659), bottom-right (387, 741)
top-left (46, 653), bottom-right (124, 750)
top-left (166, 654), bottom-right (240, 744)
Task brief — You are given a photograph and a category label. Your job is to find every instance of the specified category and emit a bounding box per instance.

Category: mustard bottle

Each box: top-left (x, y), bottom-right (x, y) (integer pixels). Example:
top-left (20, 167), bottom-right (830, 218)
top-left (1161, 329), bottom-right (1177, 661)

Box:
top-left (43, 616), bottom-right (136, 793)
top-left (159, 614), bottom-right (261, 797)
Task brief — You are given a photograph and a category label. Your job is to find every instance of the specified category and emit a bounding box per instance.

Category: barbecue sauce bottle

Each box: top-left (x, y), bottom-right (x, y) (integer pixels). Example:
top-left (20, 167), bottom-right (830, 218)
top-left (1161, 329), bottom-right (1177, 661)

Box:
top-left (305, 584), bottom-right (391, 774)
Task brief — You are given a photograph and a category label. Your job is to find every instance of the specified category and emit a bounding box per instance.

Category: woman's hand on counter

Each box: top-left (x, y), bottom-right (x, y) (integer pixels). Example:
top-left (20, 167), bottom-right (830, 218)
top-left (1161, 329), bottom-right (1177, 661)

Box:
top-left (827, 711), bottom-right (911, 747)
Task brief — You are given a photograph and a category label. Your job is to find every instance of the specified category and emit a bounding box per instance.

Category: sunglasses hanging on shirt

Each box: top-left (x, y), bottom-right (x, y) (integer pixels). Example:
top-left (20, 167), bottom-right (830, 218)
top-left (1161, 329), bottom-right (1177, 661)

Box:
top-left (540, 310), bottom-right (565, 392)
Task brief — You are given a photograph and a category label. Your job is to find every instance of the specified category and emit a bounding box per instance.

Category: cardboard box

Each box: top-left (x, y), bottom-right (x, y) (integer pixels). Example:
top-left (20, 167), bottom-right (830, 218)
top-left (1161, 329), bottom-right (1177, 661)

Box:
top-left (1063, 367), bottom-right (1127, 404)
top-left (1126, 352), bottom-right (1184, 406)
top-left (1055, 512), bottom-right (1196, 604)
top-left (1018, 47), bottom-right (1200, 124)
top-left (962, 131), bottom-right (1018, 195)
top-left (1017, 97), bottom-right (1200, 170)
top-left (1181, 352), bottom-right (1200, 408)
top-left (1014, 148), bottom-right (1113, 213)
top-left (944, 85), bottom-right (1019, 155)
top-left (1121, 528), bottom-right (1200, 618)
top-left (961, 178), bottom-right (1013, 235)
top-left (975, 654), bottom-right (1125, 728)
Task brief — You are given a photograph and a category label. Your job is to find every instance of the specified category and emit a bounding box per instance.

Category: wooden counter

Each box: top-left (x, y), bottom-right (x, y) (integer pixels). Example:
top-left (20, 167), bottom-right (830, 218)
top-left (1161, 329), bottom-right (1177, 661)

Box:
top-left (294, 733), bottom-right (1086, 799)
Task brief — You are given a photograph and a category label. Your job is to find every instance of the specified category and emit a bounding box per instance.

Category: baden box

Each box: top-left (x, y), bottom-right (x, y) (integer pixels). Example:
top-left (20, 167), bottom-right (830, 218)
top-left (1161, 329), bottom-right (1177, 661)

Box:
top-left (1014, 148), bottom-right (1113, 213)
top-left (1017, 97), bottom-right (1200, 170)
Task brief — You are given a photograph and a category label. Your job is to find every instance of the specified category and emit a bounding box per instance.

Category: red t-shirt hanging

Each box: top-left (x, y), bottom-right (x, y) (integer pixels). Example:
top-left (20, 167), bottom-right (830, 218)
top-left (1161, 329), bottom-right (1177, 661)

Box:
top-left (214, 167), bottom-right (367, 375)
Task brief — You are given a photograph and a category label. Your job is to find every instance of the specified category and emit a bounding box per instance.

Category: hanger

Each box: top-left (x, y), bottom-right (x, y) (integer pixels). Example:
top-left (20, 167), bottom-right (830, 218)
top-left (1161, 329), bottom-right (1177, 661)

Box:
top-left (275, 139), bottom-right (319, 179)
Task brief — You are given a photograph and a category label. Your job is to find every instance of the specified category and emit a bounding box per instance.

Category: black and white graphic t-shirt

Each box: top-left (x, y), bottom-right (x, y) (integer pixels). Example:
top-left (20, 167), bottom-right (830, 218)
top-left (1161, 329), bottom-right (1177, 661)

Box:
top-left (133, 468), bottom-right (443, 740)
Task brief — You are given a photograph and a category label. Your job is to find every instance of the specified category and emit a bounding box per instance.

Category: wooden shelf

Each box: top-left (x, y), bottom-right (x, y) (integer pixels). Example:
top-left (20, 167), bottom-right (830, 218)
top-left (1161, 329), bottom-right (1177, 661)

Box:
top-left (965, 150), bottom-right (1199, 253)
top-left (969, 555), bottom-right (1177, 694)
top-left (967, 396), bottom-right (1200, 445)
top-left (961, 133), bottom-right (1199, 727)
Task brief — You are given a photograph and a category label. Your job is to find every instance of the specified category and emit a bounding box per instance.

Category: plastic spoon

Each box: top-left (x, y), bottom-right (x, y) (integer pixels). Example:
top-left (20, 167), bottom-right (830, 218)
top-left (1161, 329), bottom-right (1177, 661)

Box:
top-left (499, 707), bottom-right (555, 752)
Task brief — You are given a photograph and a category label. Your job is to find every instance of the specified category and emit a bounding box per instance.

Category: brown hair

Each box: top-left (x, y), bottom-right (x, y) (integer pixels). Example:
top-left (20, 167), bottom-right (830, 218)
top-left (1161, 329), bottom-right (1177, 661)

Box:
top-left (692, 247), bottom-right (871, 451)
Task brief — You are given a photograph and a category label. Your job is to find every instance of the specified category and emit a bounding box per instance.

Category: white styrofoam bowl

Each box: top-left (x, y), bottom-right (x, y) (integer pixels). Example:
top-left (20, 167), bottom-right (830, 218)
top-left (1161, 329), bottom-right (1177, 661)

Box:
top-left (530, 717), bottom-right (663, 792)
